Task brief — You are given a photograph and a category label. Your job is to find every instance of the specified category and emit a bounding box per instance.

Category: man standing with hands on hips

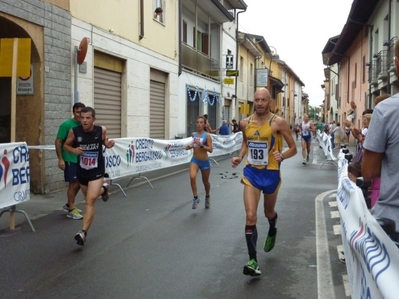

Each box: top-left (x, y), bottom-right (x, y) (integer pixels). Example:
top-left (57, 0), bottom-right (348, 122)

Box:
top-left (64, 106), bottom-right (115, 246)
top-left (232, 88), bottom-right (297, 276)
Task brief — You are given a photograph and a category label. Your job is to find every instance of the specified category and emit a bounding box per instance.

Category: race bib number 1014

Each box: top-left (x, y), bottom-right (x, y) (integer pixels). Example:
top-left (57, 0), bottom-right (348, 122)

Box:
top-left (80, 151), bottom-right (98, 170)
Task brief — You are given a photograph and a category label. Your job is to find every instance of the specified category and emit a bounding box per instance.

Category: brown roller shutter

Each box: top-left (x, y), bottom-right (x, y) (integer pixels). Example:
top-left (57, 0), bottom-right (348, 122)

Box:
top-left (94, 67), bottom-right (122, 138)
top-left (150, 80), bottom-right (166, 139)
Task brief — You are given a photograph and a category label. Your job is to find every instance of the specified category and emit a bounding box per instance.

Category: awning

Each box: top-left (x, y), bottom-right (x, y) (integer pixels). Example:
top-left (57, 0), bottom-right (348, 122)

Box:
top-left (269, 76), bottom-right (284, 94)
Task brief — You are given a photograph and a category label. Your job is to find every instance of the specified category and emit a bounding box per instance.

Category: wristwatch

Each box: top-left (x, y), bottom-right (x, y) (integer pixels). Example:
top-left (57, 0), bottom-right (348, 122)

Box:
top-left (280, 153), bottom-right (285, 161)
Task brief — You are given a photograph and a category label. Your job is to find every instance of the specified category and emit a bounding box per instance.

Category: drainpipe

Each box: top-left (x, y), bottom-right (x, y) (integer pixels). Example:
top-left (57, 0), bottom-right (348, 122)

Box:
top-left (139, 0), bottom-right (144, 40)
top-left (387, 0), bottom-right (392, 94)
top-left (234, 7), bottom-right (247, 118)
top-left (346, 56), bottom-right (350, 120)
top-left (178, 0), bottom-right (182, 76)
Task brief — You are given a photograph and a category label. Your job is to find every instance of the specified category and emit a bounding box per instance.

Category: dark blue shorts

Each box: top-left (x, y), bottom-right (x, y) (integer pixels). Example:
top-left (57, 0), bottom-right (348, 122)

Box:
top-left (242, 166), bottom-right (281, 194)
top-left (190, 157), bottom-right (210, 171)
top-left (302, 135), bottom-right (312, 143)
top-left (64, 162), bottom-right (78, 183)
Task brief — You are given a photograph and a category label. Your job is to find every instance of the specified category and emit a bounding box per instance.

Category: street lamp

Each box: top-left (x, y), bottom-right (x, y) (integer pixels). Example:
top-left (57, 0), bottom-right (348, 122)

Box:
top-left (268, 46), bottom-right (280, 60)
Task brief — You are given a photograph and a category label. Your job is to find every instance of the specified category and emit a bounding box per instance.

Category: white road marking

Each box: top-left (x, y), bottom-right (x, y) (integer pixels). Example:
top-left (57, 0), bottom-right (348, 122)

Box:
top-left (329, 201), bottom-right (337, 207)
top-left (333, 224), bottom-right (341, 235)
top-left (342, 275), bottom-right (351, 297)
top-left (316, 190), bottom-right (337, 299)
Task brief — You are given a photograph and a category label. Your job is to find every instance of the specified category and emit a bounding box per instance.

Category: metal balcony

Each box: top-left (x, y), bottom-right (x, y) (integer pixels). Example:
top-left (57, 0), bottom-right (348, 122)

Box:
top-left (181, 43), bottom-right (220, 81)
top-left (385, 36), bottom-right (398, 73)
top-left (368, 60), bottom-right (378, 85)
top-left (373, 50), bottom-right (387, 80)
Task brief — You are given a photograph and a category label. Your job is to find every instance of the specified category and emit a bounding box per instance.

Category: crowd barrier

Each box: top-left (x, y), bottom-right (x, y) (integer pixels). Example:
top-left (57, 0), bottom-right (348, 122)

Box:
top-left (1, 133), bottom-right (243, 231)
top-left (337, 151), bottom-right (399, 298)
top-left (316, 130), bottom-right (337, 168)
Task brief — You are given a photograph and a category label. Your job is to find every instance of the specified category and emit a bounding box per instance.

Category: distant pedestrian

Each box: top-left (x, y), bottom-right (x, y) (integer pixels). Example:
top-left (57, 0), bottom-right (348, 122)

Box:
top-left (219, 120), bottom-right (230, 135)
top-left (232, 119), bottom-right (240, 133)
top-left (332, 122), bottom-right (342, 148)
top-left (203, 114), bottom-right (218, 133)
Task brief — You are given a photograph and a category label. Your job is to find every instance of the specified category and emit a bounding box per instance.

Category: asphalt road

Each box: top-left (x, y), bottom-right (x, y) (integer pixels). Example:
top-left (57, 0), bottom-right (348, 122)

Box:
top-left (0, 139), bottom-right (347, 299)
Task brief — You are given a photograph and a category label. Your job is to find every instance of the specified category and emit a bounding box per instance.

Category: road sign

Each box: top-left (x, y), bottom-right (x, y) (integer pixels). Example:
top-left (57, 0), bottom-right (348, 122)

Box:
top-left (223, 78), bottom-right (234, 85)
top-left (226, 55), bottom-right (233, 69)
top-left (226, 70), bottom-right (239, 77)
top-left (256, 68), bottom-right (268, 87)
top-left (17, 64), bottom-right (34, 95)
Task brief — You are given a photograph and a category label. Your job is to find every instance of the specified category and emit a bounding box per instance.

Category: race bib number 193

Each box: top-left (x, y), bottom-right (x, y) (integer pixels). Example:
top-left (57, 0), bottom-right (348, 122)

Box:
top-left (247, 141), bottom-right (268, 165)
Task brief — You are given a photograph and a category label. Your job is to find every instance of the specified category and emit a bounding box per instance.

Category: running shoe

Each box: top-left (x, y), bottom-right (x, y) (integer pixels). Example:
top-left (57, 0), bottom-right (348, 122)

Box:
top-left (205, 197), bottom-right (210, 209)
top-left (101, 182), bottom-right (110, 202)
top-left (66, 207), bottom-right (83, 220)
top-left (302, 159), bottom-right (306, 165)
top-left (264, 229), bottom-right (277, 252)
top-left (306, 155), bottom-right (310, 162)
top-left (63, 204), bottom-right (82, 213)
top-left (75, 230), bottom-right (86, 246)
top-left (243, 259), bottom-right (261, 276)
top-left (192, 197), bottom-right (200, 209)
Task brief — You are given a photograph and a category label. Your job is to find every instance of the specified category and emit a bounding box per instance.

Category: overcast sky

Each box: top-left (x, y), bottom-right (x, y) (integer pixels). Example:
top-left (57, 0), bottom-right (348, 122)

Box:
top-left (238, 0), bottom-right (354, 106)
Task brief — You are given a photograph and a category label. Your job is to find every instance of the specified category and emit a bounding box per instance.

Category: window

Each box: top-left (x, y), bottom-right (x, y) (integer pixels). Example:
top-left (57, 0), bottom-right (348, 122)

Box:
top-left (354, 62), bottom-right (357, 87)
top-left (362, 56), bottom-right (366, 83)
top-left (183, 21), bottom-right (187, 43)
top-left (153, 0), bottom-right (165, 23)
top-left (249, 63), bottom-right (253, 86)
top-left (240, 56), bottom-right (243, 82)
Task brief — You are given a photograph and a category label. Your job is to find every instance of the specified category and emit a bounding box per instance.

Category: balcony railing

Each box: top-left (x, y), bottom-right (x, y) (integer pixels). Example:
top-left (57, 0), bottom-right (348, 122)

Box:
top-left (385, 36), bottom-right (398, 73)
top-left (181, 43), bottom-right (220, 81)
top-left (368, 60), bottom-right (377, 85)
top-left (373, 50), bottom-right (387, 79)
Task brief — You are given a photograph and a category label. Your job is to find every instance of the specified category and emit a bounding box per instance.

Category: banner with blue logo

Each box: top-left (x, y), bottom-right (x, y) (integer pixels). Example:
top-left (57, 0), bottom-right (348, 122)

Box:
top-left (337, 152), bottom-right (399, 298)
top-left (0, 142), bottom-right (30, 209)
top-left (103, 133), bottom-right (243, 179)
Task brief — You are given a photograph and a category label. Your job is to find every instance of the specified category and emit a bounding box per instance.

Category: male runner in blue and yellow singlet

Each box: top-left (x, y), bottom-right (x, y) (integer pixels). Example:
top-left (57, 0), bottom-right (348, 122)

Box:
top-left (232, 88), bottom-right (297, 276)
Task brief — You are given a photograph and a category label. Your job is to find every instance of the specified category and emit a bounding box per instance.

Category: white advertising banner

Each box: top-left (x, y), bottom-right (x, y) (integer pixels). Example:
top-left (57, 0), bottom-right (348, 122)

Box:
top-left (337, 152), bottom-right (399, 298)
top-left (103, 133), bottom-right (243, 179)
top-left (316, 130), bottom-right (336, 161)
top-left (0, 142), bottom-right (31, 209)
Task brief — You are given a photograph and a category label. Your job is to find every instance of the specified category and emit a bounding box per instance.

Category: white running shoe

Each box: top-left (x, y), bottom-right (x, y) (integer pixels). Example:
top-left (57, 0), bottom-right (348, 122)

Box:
top-left (66, 207), bottom-right (83, 220)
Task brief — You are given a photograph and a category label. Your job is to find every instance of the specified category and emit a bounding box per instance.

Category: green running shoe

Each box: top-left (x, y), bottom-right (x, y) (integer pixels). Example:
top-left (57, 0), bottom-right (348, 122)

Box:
top-left (264, 228), bottom-right (277, 252)
top-left (243, 259), bottom-right (261, 276)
